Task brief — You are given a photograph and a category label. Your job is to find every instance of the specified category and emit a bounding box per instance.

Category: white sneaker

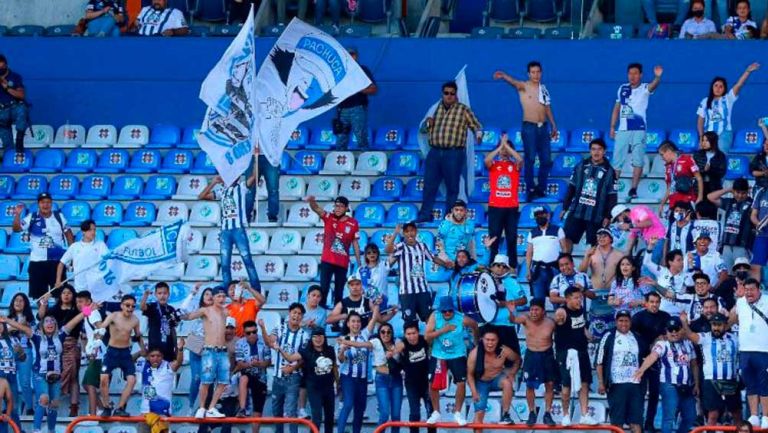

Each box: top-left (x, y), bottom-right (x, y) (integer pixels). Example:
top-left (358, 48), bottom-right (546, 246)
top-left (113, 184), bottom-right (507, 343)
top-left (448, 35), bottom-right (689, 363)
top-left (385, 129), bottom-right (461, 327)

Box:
top-left (749, 415), bottom-right (760, 426)
top-left (194, 408), bottom-right (206, 419)
top-left (453, 411), bottom-right (467, 426)
top-left (580, 414), bottom-right (598, 425)
top-left (761, 416), bottom-right (768, 429)
top-left (205, 408), bottom-right (226, 418)
top-left (561, 413), bottom-right (571, 427)
top-left (298, 408), bottom-right (310, 419)
top-left (426, 411), bottom-right (441, 424)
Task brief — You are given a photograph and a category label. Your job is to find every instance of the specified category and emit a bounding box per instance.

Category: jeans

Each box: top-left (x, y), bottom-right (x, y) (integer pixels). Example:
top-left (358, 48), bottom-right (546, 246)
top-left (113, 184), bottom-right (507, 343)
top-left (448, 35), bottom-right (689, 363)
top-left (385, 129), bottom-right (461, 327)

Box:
top-left (0, 372), bottom-right (20, 433)
top-left (220, 228), bottom-right (261, 291)
top-left (643, 363), bottom-right (661, 429)
top-left (33, 373), bottom-right (61, 432)
top-left (16, 346), bottom-right (33, 412)
top-left (521, 122), bottom-right (552, 194)
top-left (86, 15), bottom-right (121, 37)
top-left (375, 374), bottom-right (403, 433)
top-left (487, 206), bottom-right (520, 269)
top-left (307, 384), bottom-right (335, 433)
top-left (337, 375), bottom-right (368, 433)
top-left (319, 261), bottom-right (348, 307)
top-left (272, 374), bottom-right (301, 433)
top-left (404, 378), bottom-right (436, 433)
top-left (659, 382), bottom-right (696, 433)
top-left (245, 155), bottom-right (280, 222)
top-left (419, 147), bottom-right (466, 220)
top-left (337, 106), bottom-right (369, 149)
top-left (0, 102), bottom-right (28, 151)
top-left (188, 351), bottom-right (202, 408)
top-left (276, 0), bottom-right (308, 24)
top-left (315, 0), bottom-right (341, 26)
top-left (530, 265), bottom-right (557, 301)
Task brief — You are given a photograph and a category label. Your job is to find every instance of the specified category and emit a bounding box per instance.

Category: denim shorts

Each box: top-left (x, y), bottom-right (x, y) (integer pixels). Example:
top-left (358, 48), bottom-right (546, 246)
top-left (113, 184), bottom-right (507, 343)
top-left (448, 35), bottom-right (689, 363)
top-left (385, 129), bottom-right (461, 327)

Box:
top-left (201, 347), bottom-right (230, 385)
top-left (473, 372), bottom-right (505, 412)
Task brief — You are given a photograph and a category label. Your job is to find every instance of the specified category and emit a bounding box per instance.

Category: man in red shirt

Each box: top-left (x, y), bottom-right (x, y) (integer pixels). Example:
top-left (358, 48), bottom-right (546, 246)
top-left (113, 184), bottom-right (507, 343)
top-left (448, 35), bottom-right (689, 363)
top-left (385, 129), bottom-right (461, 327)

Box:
top-left (484, 133), bottom-right (524, 271)
top-left (306, 195), bottom-right (361, 307)
top-left (659, 141), bottom-right (704, 218)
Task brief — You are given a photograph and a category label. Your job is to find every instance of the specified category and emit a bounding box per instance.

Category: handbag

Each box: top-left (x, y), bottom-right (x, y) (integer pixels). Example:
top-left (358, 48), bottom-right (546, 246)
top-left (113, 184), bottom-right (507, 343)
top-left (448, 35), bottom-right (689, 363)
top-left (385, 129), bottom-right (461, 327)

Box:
top-left (711, 380), bottom-right (739, 396)
top-left (430, 360), bottom-right (448, 391)
top-left (185, 334), bottom-right (204, 355)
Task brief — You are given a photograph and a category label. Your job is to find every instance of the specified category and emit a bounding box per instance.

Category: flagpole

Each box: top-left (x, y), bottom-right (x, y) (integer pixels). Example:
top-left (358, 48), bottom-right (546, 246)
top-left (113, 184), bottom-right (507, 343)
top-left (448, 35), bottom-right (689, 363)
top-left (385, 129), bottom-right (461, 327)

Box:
top-left (33, 259), bottom-right (105, 303)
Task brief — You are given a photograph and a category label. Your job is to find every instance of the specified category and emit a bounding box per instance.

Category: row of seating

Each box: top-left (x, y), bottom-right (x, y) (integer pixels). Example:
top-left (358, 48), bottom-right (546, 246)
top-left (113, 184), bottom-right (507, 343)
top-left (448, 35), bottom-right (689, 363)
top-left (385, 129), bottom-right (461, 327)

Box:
top-left (15, 122), bottom-right (768, 153)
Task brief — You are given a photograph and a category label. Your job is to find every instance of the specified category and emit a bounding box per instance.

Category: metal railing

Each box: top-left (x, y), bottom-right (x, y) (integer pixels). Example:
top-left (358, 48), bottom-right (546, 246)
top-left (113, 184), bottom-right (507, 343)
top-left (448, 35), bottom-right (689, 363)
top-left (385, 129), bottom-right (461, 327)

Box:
top-left (372, 421), bottom-right (626, 433)
top-left (4, 417), bottom-right (21, 433)
top-left (65, 416), bottom-right (319, 433)
top-left (690, 427), bottom-right (738, 433)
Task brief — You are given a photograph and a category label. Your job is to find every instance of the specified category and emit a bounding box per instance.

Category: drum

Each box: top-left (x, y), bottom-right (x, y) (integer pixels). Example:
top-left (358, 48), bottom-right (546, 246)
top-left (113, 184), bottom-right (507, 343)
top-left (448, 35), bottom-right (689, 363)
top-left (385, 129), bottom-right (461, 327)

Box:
top-left (589, 293), bottom-right (616, 339)
top-left (456, 272), bottom-right (498, 324)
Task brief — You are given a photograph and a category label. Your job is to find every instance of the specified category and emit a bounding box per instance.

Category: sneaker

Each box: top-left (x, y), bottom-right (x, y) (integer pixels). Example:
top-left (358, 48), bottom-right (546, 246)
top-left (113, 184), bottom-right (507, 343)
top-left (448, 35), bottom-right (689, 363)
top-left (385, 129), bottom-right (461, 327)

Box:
top-left (194, 408), bottom-right (207, 419)
top-left (579, 414), bottom-right (598, 425)
top-left (236, 408), bottom-right (247, 418)
top-left (561, 413), bottom-right (571, 427)
top-left (298, 408), bottom-right (310, 419)
top-left (761, 416), bottom-right (768, 429)
top-left (426, 411), bottom-right (441, 425)
top-left (206, 408), bottom-right (226, 418)
top-left (543, 412), bottom-right (556, 426)
top-left (526, 411), bottom-right (537, 426)
top-left (100, 406), bottom-right (113, 418)
top-left (112, 407), bottom-right (130, 417)
top-left (499, 412), bottom-right (513, 425)
top-left (628, 188), bottom-right (638, 200)
top-left (453, 411), bottom-right (467, 426)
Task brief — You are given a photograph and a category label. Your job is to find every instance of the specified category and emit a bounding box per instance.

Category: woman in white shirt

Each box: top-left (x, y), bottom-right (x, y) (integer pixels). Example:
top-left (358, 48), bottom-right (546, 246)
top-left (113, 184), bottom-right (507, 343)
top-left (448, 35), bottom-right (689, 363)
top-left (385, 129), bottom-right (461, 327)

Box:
top-left (679, 0), bottom-right (717, 39)
top-left (179, 284), bottom-right (213, 410)
top-left (371, 322), bottom-right (404, 433)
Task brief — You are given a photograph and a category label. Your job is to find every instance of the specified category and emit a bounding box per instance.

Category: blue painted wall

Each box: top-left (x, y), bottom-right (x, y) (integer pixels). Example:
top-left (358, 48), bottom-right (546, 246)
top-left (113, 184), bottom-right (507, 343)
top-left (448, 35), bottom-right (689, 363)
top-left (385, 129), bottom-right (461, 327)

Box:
top-left (3, 37), bottom-right (766, 133)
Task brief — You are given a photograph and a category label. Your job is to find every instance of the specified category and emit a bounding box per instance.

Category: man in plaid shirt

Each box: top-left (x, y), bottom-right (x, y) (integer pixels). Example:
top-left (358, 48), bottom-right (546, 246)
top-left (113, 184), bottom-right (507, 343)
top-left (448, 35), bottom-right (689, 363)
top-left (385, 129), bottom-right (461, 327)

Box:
top-left (416, 81), bottom-right (483, 223)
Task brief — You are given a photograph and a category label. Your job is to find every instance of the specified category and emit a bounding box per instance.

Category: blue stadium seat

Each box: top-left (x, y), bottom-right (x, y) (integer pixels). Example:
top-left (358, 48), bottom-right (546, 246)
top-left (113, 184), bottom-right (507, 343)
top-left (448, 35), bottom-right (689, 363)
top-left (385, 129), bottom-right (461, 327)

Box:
top-left (354, 203), bottom-right (386, 227)
top-left (196, 0), bottom-right (226, 21)
top-left (107, 228), bottom-right (138, 249)
top-left (416, 230), bottom-right (435, 251)
top-left (0, 201), bottom-right (23, 226)
top-left (404, 128), bottom-right (420, 150)
top-left (349, 128), bottom-right (373, 150)
top-left (158, 149), bottom-right (194, 174)
top-left (373, 127), bottom-right (405, 150)
top-left (62, 149), bottom-right (97, 173)
top-left (5, 232), bottom-right (30, 254)
top-left (29, 149), bottom-right (64, 173)
top-left (527, 0), bottom-right (561, 22)
top-left (471, 26), bottom-right (505, 39)
top-left (358, 0), bottom-right (390, 22)
top-left (569, 128), bottom-right (602, 151)
top-left (307, 127), bottom-right (337, 150)
top-left (45, 25), bottom-right (75, 36)
top-left (0, 26), bottom-right (7, 36)
top-left (402, 177), bottom-right (425, 202)
top-left (369, 177), bottom-right (404, 201)
top-left (472, 152), bottom-right (485, 176)
top-left (190, 152), bottom-right (216, 175)
top-left (179, 126), bottom-right (200, 149)
top-left (287, 126), bottom-right (309, 149)
top-left (0, 230), bottom-right (6, 252)
top-left (733, 128), bottom-right (764, 154)
top-left (79, 175), bottom-right (112, 200)
top-left (726, 156), bottom-right (750, 180)
top-left (385, 203), bottom-right (419, 226)
top-left (543, 26), bottom-right (575, 39)
top-left (549, 128), bottom-right (567, 151)
top-left (2, 150), bottom-right (33, 173)
top-left (551, 153), bottom-right (580, 177)
top-left (386, 151), bottom-right (420, 175)
top-left (0, 176), bottom-right (14, 199)
top-left (505, 27), bottom-right (542, 39)
top-left (426, 262), bottom-right (451, 283)
top-left (261, 24), bottom-right (286, 37)
top-left (597, 23), bottom-right (635, 39)
top-left (490, 0), bottom-right (521, 22)
top-left (210, 24), bottom-right (241, 37)
top-left (518, 204), bottom-right (540, 228)
top-left (0, 256), bottom-right (20, 280)
top-left (369, 229), bottom-right (394, 252)
top-left (61, 201), bottom-right (91, 226)
top-left (122, 202), bottom-right (157, 227)
top-left (13, 175), bottom-right (47, 200)
top-left (551, 204), bottom-right (564, 225)
top-left (535, 179), bottom-right (568, 203)
top-left (110, 175), bottom-right (145, 200)
top-left (148, 125), bottom-right (181, 148)
top-left (74, 229), bottom-right (105, 243)
top-left (467, 203), bottom-right (486, 226)
top-left (645, 129), bottom-right (666, 152)
top-left (280, 152), bottom-right (291, 173)
top-left (48, 175), bottom-right (79, 200)
top-left (143, 175), bottom-right (177, 200)
top-left (92, 201), bottom-right (124, 226)
top-left (469, 177), bottom-right (491, 202)
top-left (477, 128), bottom-right (501, 151)
top-left (669, 129), bottom-right (698, 153)
top-left (126, 150), bottom-right (162, 173)
top-left (8, 25), bottom-right (45, 36)
top-left (286, 151), bottom-right (323, 174)
top-left (18, 258), bottom-right (29, 281)
top-left (94, 149), bottom-right (129, 173)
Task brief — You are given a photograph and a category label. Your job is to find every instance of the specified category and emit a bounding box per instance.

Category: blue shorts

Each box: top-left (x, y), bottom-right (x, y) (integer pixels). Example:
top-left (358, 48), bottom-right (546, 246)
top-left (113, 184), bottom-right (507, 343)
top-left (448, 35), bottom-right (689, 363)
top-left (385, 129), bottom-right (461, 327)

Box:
top-left (740, 351), bottom-right (768, 397)
top-left (473, 373), bottom-right (505, 412)
top-left (102, 346), bottom-right (135, 377)
top-left (752, 236), bottom-right (768, 266)
top-left (523, 348), bottom-right (558, 388)
top-left (201, 347), bottom-right (230, 385)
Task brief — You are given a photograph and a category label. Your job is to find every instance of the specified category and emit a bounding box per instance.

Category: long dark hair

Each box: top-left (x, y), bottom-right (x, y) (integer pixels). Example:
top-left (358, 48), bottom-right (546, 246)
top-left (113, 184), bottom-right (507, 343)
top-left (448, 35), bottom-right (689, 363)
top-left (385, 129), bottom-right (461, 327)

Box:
top-left (377, 322), bottom-right (396, 347)
top-left (702, 131), bottom-right (720, 152)
top-left (451, 249), bottom-right (477, 280)
top-left (706, 77), bottom-right (728, 110)
top-left (199, 288), bottom-right (213, 308)
top-left (10, 292), bottom-right (35, 324)
top-left (56, 284), bottom-right (77, 308)
top-left (364, 243), bottom-right (380, 266)
top-left (615, 255), bottom-right (640, 287)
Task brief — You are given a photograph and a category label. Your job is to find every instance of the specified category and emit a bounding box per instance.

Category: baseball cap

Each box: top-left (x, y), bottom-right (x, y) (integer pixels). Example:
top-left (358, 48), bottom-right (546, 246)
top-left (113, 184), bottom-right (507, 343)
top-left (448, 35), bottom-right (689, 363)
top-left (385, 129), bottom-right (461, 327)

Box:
top-left (491, 254), bottom-right (510, 268)
top-left (710, 313), bottom-right (728, 323)
top-left (596, 228), bottom-right (613, 240)
top-left (347, 274), bottom-right (361, 284)
top-left (438, 296), bottom-right (455, 312)
top-left (37, 192), bottom-right (52, 202)
top-left (533, 206), bottom-right (549, 215)
top-left (453, 199), bottom-right (467, 209)
top-left (695, 232), bottom-right (712, 241)
top-left (732, 257), bottom-right (751, 272)
top-left (666, 317), bottom-right (683, 331)
top-left (615, 309), bottom-right (632, 320)
top-left (225, 317), bottom-right (237, 328)
top-left (335, 196), bottom-right (350, 207)
top-left (611, 204), bottom-right (630, 221)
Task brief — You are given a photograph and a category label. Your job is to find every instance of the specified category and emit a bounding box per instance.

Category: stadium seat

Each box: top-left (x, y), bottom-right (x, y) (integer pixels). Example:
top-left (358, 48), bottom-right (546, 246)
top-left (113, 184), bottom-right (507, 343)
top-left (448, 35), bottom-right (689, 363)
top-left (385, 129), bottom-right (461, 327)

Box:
top-left (338, 177), bottom-right (371, 201)
top-left (106, 228), bottom-right (138, 250)
top-left (85, 124), bottom-right (118, 147)
top-left (551, 153), bottom-right (581, 177)
top-left (596, 23), bottom-right (635, 39)
top-left (286, 150), bottom-right (323, 174)
top-left (286, 126), bottom-right (309, 149)
top-left (92, 201), bottom-right (124, 226)
top-left (467, 202), bottom-right (486, 226)
top-left (29, 148), bottom-right (63, 173)
top-left (246, 229), bottom-right (269, 254)
top-left (126, 149), bottom-right (162, 173)
top-left (0, 256), bottom-right (20, 280)
top-left (158, 149), bottom-right (194, 174)
top-left (489, 0), bottom-right (521, 22)
top-left (353, 151), bottom-right (387, 175)
top-left (8, 25), bottom-right (45, 36)
top-left (52, 124), bottom-right (86, 148)
top-left (2, 150), bottom-right (32, 173)
top-left (261, 24), bottom-right (286, 36)
top-left (61, 201), bottom-right (91, 226)
top-left (402, 177), bottom-right (425, 202)
top-left (22, 124), bottom-right (54, 148)
top-left (110, 175), bottom-right (144, 200)
top-left (284, 257), bottom-right (319, 282)
top-left (190, 152), bottom-right (216, 175)
top-left (369, 177), bottom-right (404, 201)
top-left (618, 155), bottom-right (651, 179)
top-left (518, 204), bottom-right (540, 228)
top-left (189, 202), bottom-right (220, 227)
top-left (404, 128), bottom-right (421, 150)
top-left (472, 152), bottom-right (485, 176)
top-left (45, 25), bottom-right (74, 36)
top-left (543, 26), bottom-right (575, 39)
top-left (319, 151), bottom-right (355, 174)
top-left (385, 203), bottom-right (419, 226)
top-left (143, 175), bottom-right (177, 200)
top-left (94, 149), bottom-right (129, 173)
top-left (147, 263), bottom-right (184, 281)
top-left (254, 256), bottom-right (286, 281)
top-left (283, 203), bottom-right (319, 228)
top-left (48, 175), bottom-right (79, 199)
top-left (279, 176), bottom-right (306, 200)
top-left (299, 229), bottom-right (324, 254)
top-left (306, 177), bottom-right (338, 201)
top-left (5, 232), bottom-right (30, 254)
top-left (615, 178), bottom-right (631, 202)
top-left (264, 284), bottom-right (300, 309)
top-left (471, 26), bottom-right (505, 38)
top-left (386, 151), bottom-right (420, 175)
top-left (354, 203), bottom-right (385, 227)
top-left (115, 125), bottom-right (150, 148)
top-left (210, 24), bottom-right (241, 36)
top-left (636, 178), bottom-right (666, 204)
top-left (645, 129), bottom-right (666, 152)
top-left (122, 202), bottom-right (157, 227)
top-left (372, 127), bottom-right (404, 150)
top-left (197, 0), bottom-right (227, 21)
top-left (0, 281), bottom-right (28, 307)
top-left (268, 229), bottom-right (302, 254)
top-left (201, 229), bottom-right (221, 254)
top-left (13, 175), bottom-right (47, 200)
top-left (79, 175), bottom-right (112, 199)
top-left (62, 149), bottom-right (98, 173)
top-left (506, 27), bottom-right (542, 39)
top-left (0, 176), bottom-right (14, 199)
top-left (307, 127), bottom-right (337, 149)
top-left (153, 202), bottom-right (190, 226)
top-left (0, 201), bottom-right (21, 226)
top-left (187, 229), bottom-right (204, 253)
top-left (148, 124), bottom-right (181, 148)
top-left (648, 154), bottom-right (667, 178)
top-left (179, 126), bottom-right (200, 149)
top-left (469, 177), bottom-right (491, 202)
top-left (726, 156), bottom-right (750, 179)
top-left (733, 128), bottom-right (764, 153)
top-left (669, 129), bottom-right (698, 153)
top-left (570, 128), bottom-right (602, 151)
top-left (426, 261), bottom-right (451, 283)
top-left (182, 255), bottom-right (218, 281)
top-left (173, 175), bottom-right (209, 200)
top-left (369, 229), bottom-right (392, 252)
top-left (535, 179), bottom-right (568, 203)
top-left (476, 128), bottom-right (501, 151)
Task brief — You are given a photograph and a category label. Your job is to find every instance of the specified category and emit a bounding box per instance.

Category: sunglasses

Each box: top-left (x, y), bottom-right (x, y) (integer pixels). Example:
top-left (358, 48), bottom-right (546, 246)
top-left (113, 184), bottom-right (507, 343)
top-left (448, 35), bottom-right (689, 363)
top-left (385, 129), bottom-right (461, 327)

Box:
top-left (123, 304), bottom-right (136, 309)
top-left (443, 91), bottom-right (456, 96)
top-left (244, 331), bottom-right (257, 335)
top-left (380, 330), bottom-right (392, 335)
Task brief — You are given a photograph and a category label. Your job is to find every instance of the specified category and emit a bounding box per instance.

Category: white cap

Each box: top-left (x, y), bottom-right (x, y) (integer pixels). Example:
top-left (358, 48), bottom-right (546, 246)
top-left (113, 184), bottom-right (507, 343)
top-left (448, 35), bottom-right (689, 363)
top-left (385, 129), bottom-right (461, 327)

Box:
top-left (611, 204), bottom-right (630, 221)
top-left (226, 317), bottom-right (237, 328)
top-left (492, 254), bottom-right (510, 268)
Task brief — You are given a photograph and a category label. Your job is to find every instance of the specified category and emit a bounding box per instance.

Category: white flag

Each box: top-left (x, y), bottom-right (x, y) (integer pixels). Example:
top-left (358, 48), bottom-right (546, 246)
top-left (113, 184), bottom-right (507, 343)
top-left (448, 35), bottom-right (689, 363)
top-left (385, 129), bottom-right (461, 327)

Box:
top-left (86, 221), bottom-right (192, 302)
top-left (417, 65), bottom-right (475, 200)
top-left (254, 18), bottom-right (373, 167)
top-left (197, 6), bottom-right (257, 186)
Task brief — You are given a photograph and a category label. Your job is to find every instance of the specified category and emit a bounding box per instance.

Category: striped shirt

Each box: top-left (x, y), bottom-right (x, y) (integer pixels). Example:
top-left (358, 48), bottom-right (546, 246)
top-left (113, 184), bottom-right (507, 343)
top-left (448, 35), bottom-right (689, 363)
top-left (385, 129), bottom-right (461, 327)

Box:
top-left (213, 180), bottom-right (248, 230)
top-left (674, 293), bottom-right (727, 322)
top-left (271, 323), bottom-right (308, 378)
top-left (428, 102), bottom-right (482, 149)
top-left (136, 6), bottom-right (187, 36)
top-left (698, 332), bottom-right (738, 381)
top-left (564, 158), bottom-right (618, 222)
top-left (31, 329), bottom-right (69, 375)
top-left (653, 339), bottom-right (697, 385)
top-left (0, 336), bottom-right (19, 374)
top-left (697, 89), bottom-right (737, 134)
top-left (339, 329), bottom-right (371, 378)
top-left (393, 241), bottom-right (435, 295)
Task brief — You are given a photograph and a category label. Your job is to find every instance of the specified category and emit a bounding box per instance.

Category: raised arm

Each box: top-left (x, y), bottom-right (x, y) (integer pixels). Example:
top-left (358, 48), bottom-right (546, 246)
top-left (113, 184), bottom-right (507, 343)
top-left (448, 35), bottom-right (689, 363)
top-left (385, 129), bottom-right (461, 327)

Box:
top-left (325, 302), bottom-right (346, 325)
top-left (648, 65), bottom-right (663, 93)
top-left (140, 287), bottom-right (151, 312)
top-left (36, 292), bottom-right (52, 320)
top-left (170, 338), bottom-right (185, 371)
top-left (385, 226), bottom-right (400, 255)
top-left (706, 187), bottom-right (731, 207)
top-left (305, 195), bottom-right (325, 218)
top-left (62, 312), bottom-right (86, 334)
top-left (493, 70), bottom-right (526, 91)
top-left (198, 175), bottom-right (222, 201)
top-left (242, 280), bottom-right (266, 306)
top-left (258, 318), bottom-right (277, 346)
top-left (0, 316), bottom-right (32, 337)
top-left (732, 63), bottom-right (760, 96)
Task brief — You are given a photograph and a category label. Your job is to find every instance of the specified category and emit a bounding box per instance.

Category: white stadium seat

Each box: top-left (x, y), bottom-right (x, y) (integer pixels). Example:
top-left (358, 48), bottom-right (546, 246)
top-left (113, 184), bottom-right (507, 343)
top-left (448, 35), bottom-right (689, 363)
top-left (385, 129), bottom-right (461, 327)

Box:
top-left (338, 177), bottom-right (371, 201)
top-left (185, 228), bottom-right (203, 253)
top-left (153, 202), bottom-right (190, 226)
top-left (299, 228), bottom-right (324, 254)
top-left (306, 176), bottom-right (339, 201)
top-left (147, 262), bottom-right (184, 281)
top-left (85, 124), bottom-right (118, 148)
top-left (182, 255), bottom-right (218, 281)
top-left (52, 124), bottom-right (86, 148)
top-left (352, 151), bottom-right (388, 175)
top-left (254, 256), bottom-right (286, 281)
top-left (247, 228), bottom-right (269, 254)
top-left (319, 151), bottom-right (355, 174)
top-left (636, 178), bottom-right (666, 204)
top-left (115, 124), bottom-right (150, 148)
top-left (648, 154), bottom-right (667, 178)
top-left (201, 228), bottom-right (221, 254)
top-left (268, 228), bottom-right (302, 254)
top-left (283, 256), bottom-right (318, 282)
top-left (284, 202), bottom-right (319, 228)
top-left (189, 201), bottom-right (220, 226)
top-left (22, 124), bottom-right (54, 148)
top-left (264, 283), bottom-right (300, 309)
top-left (278, 175), bottom-right (306, 200)
top-left (173, 175), bottom-right (209, 200)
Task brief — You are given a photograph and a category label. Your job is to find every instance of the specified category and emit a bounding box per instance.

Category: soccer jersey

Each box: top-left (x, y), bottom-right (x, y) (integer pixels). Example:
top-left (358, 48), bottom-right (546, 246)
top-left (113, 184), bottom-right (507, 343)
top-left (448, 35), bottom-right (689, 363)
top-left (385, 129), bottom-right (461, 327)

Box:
top-left (691, 219), bottom-right (722, 253)
top-left (339, 329), bottom-right (371, 378)
top-left (665, 155), bottom-right (700, 210)
top-left (566, 158), bottom-right (618, 222)
top-left (698, 332), bottom-right (738, 381)
top-left (616, 83), bottom-right (652, 131)
top-left (320, 213), bottom-right (360, 268)
top-left (140, 360), bottom-right (175, 415)
top-left (271, 323), bottom-right (307, 378)
top-left (697, 89), bottom-right (738, 134)
top-left (60, 239), bottom-right (108, 291)
top-left (212, 181), bottom-right (248, 230)
top-left (437, 218), bottom-right (475, 259)
top-left (488, 160), bottom-right (521, 208)
top-left (136, 6), bottom-right (187, 36)
top-left (653, 339), bottom-right (697, 385)
top-left (392, 241), bottom-right (434, 295)
top-left (21, 211), bottom-right (70, 262)
top-left (235, 337), bottom-right (271, 382)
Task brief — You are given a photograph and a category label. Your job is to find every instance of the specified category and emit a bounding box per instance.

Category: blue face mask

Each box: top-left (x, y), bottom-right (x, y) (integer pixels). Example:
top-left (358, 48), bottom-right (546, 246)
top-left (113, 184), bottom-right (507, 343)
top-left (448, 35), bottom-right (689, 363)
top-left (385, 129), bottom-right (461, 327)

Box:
top-left (674, 212), bottom-right (685, 222)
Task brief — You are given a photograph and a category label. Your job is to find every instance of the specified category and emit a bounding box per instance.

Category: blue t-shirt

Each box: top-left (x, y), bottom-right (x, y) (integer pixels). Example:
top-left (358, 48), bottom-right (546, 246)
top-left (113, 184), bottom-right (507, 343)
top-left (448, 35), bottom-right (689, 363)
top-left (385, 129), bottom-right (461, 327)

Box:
top-left (0, 70), bottom-right (23, 105)
top-left (437, 219), bottom-right (474, 259)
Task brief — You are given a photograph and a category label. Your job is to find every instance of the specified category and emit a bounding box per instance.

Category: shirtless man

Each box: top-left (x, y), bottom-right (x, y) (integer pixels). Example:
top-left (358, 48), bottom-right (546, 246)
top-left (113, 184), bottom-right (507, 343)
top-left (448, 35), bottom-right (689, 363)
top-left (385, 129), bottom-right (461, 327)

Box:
top-left (494, 62), bottom-right (558, 200)
top-left (97, 294), bottom-right (143, 417)
top-left (0, 376), bottom-right (13, 430)
top-left (508, 298), bottom-right (557, 426)
top-left (579, 228), bottom-right (624, 291)
top-left (184, 286), bottom-right (229, 419)
top-left (467, 329), bottom-right (520, 426)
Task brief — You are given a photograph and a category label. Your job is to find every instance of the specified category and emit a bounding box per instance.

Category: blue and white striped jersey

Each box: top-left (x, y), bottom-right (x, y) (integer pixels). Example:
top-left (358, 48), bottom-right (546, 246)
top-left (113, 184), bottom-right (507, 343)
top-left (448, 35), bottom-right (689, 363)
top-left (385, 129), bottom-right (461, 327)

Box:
top-left (339, 328), bottom-right (371, 379)
top-left (698, 332), bottom-right (738, 381)
top-left (697, 89), bottom-right (738, 134)
top-left (271, 323), bottom-right (307, 379)
top-left (213, 180), bottom-right (249, 230)
top-left (653, 339), bottom-right (697, 385)
top-left (136, 6), bottom-right (187, 36)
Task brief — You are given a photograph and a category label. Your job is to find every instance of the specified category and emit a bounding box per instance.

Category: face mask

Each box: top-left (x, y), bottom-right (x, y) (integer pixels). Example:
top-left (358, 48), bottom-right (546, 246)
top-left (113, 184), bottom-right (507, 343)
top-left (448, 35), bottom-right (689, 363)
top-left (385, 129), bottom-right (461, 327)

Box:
top-left (535, 217), bottom-right (548, 227)
top-left (692, 9), bottom-right (704, 17)
top-left (622, 217), bottom-right (631, 224)
top-left (674, 212), bottom-right (685, 222)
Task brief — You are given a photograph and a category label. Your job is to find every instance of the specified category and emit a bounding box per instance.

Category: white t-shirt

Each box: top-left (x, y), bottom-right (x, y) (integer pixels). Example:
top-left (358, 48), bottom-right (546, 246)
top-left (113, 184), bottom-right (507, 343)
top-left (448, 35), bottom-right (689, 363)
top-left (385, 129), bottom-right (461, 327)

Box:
top-left (527, 227), bottom-right (565, 263)
top-left (684, 249), bottom-right (726, 287)
top-left (20, 212), bottom-right (70, 262)
top-left (371, 337), bottom-right (399, 369)
top-left (736, 296), bottom-right (768, 353)
top-left (60, 240), bottom-right (108, 291)
top-left (136, 6), bottom-right (187, 36)
top-left (679, 18), bottom-right (717, 39)
top-left (140, 360), bottom-right (175, 415)
top-left (616, 83), bottom-right (652, 131)
top-left (697, 89), bottom-right (738, 134)
top-left (600, 331), bottom-right (641, 384)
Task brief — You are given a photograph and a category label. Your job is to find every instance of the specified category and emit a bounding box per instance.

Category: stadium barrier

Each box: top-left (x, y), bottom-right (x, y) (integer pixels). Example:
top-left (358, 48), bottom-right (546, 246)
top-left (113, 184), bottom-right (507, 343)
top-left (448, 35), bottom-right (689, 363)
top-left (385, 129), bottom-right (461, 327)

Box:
top-left (691, 427), bottom-right (739, 433)
top-left (372, 421), bottom-right (625, 433)
top-left (5, 417), bottom-right (21, 433)
top-left (65, 416), bottom-right (320, 433)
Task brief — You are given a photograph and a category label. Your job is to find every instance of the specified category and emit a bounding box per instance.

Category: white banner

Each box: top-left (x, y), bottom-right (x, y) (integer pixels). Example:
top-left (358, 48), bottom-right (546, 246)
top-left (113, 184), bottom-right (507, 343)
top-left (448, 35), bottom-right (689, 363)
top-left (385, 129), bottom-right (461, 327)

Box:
top-left (255, 18), bottom-right (373, 167)
top-left (86, 221), bottom-right (191, 302)
top-left (197, 6), bottom-right (257, 186)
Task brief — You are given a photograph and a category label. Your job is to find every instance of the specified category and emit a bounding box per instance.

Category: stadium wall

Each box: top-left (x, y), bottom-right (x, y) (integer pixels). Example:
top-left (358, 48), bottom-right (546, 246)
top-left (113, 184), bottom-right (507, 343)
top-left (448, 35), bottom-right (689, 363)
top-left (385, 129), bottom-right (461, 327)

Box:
top-left (3, 37), bottom-right (767, 132)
